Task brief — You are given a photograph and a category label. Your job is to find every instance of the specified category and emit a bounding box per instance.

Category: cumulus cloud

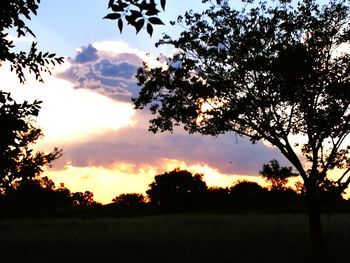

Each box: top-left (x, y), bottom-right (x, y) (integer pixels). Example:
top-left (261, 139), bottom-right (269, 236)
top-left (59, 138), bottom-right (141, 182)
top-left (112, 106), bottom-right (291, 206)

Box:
top-left (58, 41), bottom-right (144, 102)
top-left (75, 44), bottom-right (99, 63)
top-left (51, 40), bottom-right (287, 178)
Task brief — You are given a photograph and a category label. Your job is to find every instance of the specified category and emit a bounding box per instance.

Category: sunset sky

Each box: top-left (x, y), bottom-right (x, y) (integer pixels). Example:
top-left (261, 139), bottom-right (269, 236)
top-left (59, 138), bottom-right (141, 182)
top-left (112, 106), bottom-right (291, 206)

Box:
top-left (2, 0), bottom-right (298, 203)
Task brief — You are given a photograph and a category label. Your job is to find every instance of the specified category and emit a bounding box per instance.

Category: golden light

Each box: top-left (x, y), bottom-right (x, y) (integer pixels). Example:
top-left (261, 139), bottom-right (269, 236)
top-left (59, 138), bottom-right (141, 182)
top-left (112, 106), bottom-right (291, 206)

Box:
top-left (45, 163), bottom-right (157, 204)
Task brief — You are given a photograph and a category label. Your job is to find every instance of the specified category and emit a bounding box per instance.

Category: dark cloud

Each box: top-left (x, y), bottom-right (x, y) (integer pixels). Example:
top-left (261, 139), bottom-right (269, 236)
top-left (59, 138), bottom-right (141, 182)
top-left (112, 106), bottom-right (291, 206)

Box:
top-left (94, 59), bottom-right (138, 79)
top-left (74, 45), bottom-right (99, 63)
top-left (58, 45), bottom-right (143, 102)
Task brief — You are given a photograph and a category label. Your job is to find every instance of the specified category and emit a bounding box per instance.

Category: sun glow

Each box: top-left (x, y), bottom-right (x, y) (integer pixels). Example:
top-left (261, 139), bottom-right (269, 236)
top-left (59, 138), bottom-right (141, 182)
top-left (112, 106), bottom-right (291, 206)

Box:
top-left (44, 159), bottom-right (281, 204)
top-left (45, 163), bottom-right (158, 204)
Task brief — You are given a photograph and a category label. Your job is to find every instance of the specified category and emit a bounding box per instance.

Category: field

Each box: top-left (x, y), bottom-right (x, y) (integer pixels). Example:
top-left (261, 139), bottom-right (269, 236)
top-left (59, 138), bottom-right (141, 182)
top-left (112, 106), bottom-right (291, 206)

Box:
top-left (0, 214), bottom-right (349, 263)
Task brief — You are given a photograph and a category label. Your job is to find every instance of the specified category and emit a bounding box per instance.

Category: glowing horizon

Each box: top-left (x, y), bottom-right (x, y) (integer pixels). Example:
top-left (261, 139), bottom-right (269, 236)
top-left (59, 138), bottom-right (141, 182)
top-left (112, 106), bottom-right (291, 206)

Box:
top-left (44, 160), bottom-right (270, 204)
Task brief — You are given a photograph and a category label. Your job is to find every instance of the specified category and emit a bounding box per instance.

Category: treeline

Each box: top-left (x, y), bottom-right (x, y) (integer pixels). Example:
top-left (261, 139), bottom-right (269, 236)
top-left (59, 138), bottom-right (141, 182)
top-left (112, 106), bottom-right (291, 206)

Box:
top-left (0, 176), bottom-right (100, 217)
top-left (108, 167), bottom-right (347, 215)
top-left (0, 166), bottom-right (348, 218)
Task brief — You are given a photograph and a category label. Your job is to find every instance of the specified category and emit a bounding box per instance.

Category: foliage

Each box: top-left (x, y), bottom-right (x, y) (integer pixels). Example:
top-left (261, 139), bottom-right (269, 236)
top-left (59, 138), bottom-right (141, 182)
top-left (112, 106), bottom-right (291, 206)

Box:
top-left (112, 193), bottom-right (145, 208)
top-left (104, 0), bottom-right (166, 36)
top-left (259, 159), bottom-right (298, 190)
top-left (104, 0), bottom-right (227, 36)
top-left (0, 0), bottom-right (64, 83)
top-left (146, 168), bottom-right (207, 209)
top-left (71, 191), bottom-right (99, 208)
top-left (230, 180), bottom-right (266, 198)
top-left (3, 177), bottom-right (72, 209)
top-left (0, 1), bottom-right (66, 208)
top-left (134, 0), bottom-right (350, 205)
top-left (229, 180), bottom-right (269, 207)
top-left (204, 186), bottom-right (230, 208)
top-left (0, 91), bottom-right (62, 194)
top-left (134, 0), bottom-right (350, 251)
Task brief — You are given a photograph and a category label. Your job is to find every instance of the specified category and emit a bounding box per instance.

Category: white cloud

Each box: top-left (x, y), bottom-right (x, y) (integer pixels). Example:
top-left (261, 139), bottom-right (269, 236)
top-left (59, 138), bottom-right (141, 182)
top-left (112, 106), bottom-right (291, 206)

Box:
top-left (0, 62), bottom-right (135, 145)
top-left (92, 40), bottom-right (166, 68)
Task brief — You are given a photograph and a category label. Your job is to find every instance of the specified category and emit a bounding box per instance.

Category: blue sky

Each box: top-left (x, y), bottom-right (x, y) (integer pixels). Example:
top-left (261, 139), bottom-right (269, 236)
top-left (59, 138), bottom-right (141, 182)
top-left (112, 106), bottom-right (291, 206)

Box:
top-left (28, 0), bottom-right (207, 57)
top-left (2, 0), bottom-right (294, 203)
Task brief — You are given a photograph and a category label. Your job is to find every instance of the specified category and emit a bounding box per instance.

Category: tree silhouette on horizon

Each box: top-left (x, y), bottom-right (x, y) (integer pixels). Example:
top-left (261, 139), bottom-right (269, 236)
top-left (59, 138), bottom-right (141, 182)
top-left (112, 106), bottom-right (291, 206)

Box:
top-left (146, 168), bottom-right (207, 211)
top-left (260, 159), bottom-right (298, 191)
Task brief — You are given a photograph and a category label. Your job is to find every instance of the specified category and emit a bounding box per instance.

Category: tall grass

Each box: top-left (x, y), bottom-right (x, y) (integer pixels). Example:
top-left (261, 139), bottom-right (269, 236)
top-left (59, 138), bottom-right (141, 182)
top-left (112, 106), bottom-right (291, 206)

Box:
top-left (0, 214), bottom-right (349, 262)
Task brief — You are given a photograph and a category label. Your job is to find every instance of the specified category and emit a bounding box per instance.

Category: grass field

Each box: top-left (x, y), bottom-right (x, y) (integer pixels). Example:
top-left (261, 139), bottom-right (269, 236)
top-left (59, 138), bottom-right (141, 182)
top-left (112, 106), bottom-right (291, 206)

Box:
top-left (0, 214), bottom-right (349, 263)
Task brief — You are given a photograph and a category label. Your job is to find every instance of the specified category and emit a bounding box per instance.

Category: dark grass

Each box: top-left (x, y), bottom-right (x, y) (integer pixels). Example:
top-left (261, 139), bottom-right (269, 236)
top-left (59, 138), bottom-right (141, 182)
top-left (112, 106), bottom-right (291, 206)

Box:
top-left (0, 214), bottom-right (349, 263)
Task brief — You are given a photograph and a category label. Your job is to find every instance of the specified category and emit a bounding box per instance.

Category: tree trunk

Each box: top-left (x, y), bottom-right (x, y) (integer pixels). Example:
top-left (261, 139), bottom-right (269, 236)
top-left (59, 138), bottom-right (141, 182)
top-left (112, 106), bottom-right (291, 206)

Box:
top-left (307, 197), bottom-right (326, 261)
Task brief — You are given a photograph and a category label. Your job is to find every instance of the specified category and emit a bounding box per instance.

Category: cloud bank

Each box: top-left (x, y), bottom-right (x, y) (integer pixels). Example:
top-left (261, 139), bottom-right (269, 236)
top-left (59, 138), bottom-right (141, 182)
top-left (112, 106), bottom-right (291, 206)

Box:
top-left (54, 41), bottom-right (284, 175)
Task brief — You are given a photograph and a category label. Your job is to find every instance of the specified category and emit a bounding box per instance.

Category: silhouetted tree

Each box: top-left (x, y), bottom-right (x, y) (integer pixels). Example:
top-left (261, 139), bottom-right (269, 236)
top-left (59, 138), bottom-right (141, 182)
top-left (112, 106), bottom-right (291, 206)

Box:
top-left (112, 193), bottom-right (146, 209)
top-left (229, 180), bottom-right (267, 207)
top-left (0, 91), bottom-right (62, 195)
top-left (204, 187), bottom-right (230, 210)
top-left (0, 1), bottom-right (65, 213)
top-left (3, 177), bottom-right (72, 212)
top-left (71, 191), bottom-right (98, 208)
top-left (133, 0), bottom-right (350, 254)
top-left (0, 0), bottom-right (63, 83)
top-left (146, 168), bottom-right (207, 211)
top-left (259, 159), bottom-right (298, 191)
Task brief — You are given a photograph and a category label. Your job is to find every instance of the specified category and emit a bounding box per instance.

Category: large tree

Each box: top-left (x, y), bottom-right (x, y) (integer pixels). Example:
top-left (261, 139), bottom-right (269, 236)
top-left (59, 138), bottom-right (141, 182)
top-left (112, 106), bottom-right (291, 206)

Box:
top-left (133, 0), bottom-right (350, 255)
top-left (0, 1), bottom-right (63, 194)
top-left (146, 168), bottom-right (207, 210)
top-left (0, 91), bottom-right (62, 194)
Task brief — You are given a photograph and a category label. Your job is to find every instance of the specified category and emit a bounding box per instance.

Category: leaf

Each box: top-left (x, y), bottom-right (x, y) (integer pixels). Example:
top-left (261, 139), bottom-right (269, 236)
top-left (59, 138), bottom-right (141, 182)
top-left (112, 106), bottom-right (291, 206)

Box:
top-left (118, 19), bottom-right (123, 33)
top-left (104, 13), bottom-right (121, 20)
top-left (130, 10), bottom-right (143, 19)
top-left (111, 4), bottom-right (125, 12)
top-left (145, 7), bottom-right (160, 16)
top-left (126, 10), bottom-right (143, 26)
top-left (160, 0), bottom-right (166, 10)
top-left (147, 23), bottom-right (154, 36)
top-left (137, 0), bottom-right (148, 10)
top-left (148, 17), bottom-right (164, 25)
top-left (135, 19), bottom-right (145, 34)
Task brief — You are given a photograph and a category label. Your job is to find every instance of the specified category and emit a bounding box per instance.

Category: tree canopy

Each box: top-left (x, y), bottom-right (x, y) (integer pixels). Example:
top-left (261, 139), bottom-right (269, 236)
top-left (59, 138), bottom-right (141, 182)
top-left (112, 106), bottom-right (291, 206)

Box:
top-left (104, 0), bottom-right (224, 36)
top-left (0, 0), bottom-right (63, 83)
top-left (146, 168), bottom-right (207, 210)
top-left (259, 159), bottom-right (298, 190)
top-left (0, 1), bottom-right (63, 196)
top-left (0, 91), bottom-right (62, 194)
top-left (134, 0), bottom-right (350, 199)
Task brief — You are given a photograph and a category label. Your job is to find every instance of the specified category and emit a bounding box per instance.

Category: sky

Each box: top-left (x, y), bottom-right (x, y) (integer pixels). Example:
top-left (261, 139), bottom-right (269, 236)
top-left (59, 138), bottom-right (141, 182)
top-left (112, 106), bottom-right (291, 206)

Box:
top-left (2, 0), bottom-right (299, 204)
